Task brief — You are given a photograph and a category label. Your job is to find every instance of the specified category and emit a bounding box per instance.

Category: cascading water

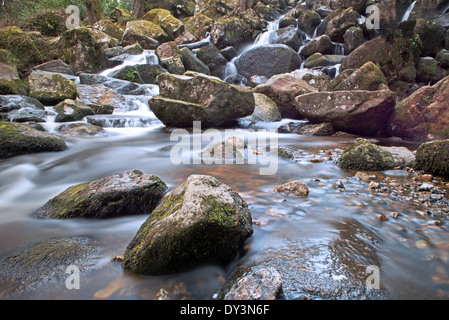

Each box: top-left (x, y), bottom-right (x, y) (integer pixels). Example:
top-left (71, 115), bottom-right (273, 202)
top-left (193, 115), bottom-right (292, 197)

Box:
top-left (401, 0), bottom-right (417, 22)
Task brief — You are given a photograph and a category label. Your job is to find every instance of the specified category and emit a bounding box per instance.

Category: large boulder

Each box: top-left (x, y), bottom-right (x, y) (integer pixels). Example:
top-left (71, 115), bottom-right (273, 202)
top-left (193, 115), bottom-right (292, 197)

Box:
top-left (415, 139), bottom-right (449, 178)
top-left (142, 8), bottom-right (184, 40)
top-left (331, 61), bottom-right (388, 91)
top-left (234, 44), bottom-right (302, 81)
top-left (0, 121), bottom-right (67, 159)
top-left (211, 17), bottom-right (253, 49)
top-left (196, 44), bottom-right (229, 79)
top-left (155, 41), bottom-right (185, 74)
top-left (54, 99), bottom-right (95, 123)
top-left (388, 75), bottom-right (449, 141)
top-left (122, 174), bottom-right (253, 275)
top-left (124, 20), bottom-right (170, 44)
top-left (253, 74), bottom-right (318, 118)
top-left (338, 139), bottom-right (415, 171)
top-left (32, 170), bottom-right (167, 219)
top-left (0, 26), bottom-right (43, 73)
top-left (57, 27), bottom-right (107, 73)
top-left (294, 89), bottom-right (396, 135)
top-left (325, 7), bottom-right (361, 42)
top-left (150, 72), bottom-right (255, 127)
top-left (27, 72), bottom-right (79, 105)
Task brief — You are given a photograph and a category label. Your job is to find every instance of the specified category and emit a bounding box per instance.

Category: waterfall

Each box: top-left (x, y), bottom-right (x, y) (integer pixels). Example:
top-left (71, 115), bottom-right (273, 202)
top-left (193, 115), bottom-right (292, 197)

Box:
top-left (253, 19), bottom-right (281, 47)
top-left (401, 0), bottom-right (417, 22)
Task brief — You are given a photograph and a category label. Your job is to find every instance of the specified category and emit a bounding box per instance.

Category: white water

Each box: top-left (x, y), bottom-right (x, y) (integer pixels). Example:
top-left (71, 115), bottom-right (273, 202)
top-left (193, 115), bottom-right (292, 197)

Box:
top-left (100, 50), bottom-right (159, 77)
top-left (401, 0), bottom-right (417, 22)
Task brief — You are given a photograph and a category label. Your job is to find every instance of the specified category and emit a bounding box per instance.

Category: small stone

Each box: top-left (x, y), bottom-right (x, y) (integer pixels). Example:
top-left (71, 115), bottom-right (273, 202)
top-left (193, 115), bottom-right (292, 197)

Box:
top-left (368, 182), bottom-right (381, 189)
top-left (391, 212), bottom-right (401, 218)
top-left (418, 183), bottom-right (433, 192)
top-left (274, 180), bottom-right (309, 197)
top-left (378, 214), bottom-right (388, 222)
top-left (355, 172), bottom-right (370, 182)
top-left (332, 180), bottom-right (345, 189)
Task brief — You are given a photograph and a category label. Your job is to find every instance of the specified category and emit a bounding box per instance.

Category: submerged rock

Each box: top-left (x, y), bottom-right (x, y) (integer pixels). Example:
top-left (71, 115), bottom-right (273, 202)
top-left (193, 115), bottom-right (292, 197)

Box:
top-left (338, 139), bottom-right (415, 171)
top-left (274, 180), bottom-right (309, 197)
top-left (55, 122), bottom-right (107, 137)
top-left (0, 95), bottom-right (46, 123)
top-left (0, 121), bottom-right (67, 159)
top-left (0, 237), bottom-right (100, 298)
top-left (32, 170), bottom-right (167, 219)
top-left (122, 174), bottom-right (253, 275)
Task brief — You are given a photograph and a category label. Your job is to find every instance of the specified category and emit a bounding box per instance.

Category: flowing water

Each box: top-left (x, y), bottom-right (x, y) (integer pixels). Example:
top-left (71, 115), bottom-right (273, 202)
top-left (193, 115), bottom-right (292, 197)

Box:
top-left (1, 19), bottom-right (449, 300)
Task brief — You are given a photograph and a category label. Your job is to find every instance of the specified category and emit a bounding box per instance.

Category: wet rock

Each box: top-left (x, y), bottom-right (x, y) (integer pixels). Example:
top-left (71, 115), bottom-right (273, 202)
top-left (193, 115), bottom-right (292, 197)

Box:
top-left (299, 122), bottom-right (335, 136)
top-left (286, 7), bottom-right (321, 37)
top-left (235, 44), bottom-right (302, 82)
top-left (121, 29), bottom-right (160, 50)
top-left (27, 72), bottom-right (79, 105)
top-left (77, 84), bottom-right (136, 113)
top-left (109, 65), bottom-right (144, 84)
top-left (338, 139), bottom-right (415, 171)
top-left (274, 180), bottom-right (309, 197)
top-left (248, 93), bottom-right (281, 122)
top-left (54, 99), bottom-right (95, 123)
top-left (415, 139), bottom-right (449, 178)
top-left (294, 89), bottom-right (396, 135)
top-left (299, 34), bottom-right (335, 57)
top-left (303, 53), bottom-right (346, 68)
top-left (0, 237), bottom-right (100, 298)
top-left (266, 26), bottom-right (304, 52)
top-left (150, 72), bottom-right (255, 127)
top-left (32, 170), bottom-right (167, 219)
top-left (223, 267), bottom-right (283, 300)
top-left (156, 41), bottom-right (185, 75)
top-left (196, 44), bottom-right (229, 79)
top-left (388, 75), bottom-right (449, 141)
top-left (416, 57), bottom-right (444, 84)
top-left (0, 121), bottom-right (67, 159)
top-left (343, 26), bottom-right (365, 53)
top-left (136, 64), bottom-right (168, 84)
top-left (179, 47), bottom-right (210, 75)
top-left (253, 73), bottom-right (317, 118)
top-left (184, 13), bottom-right (213, 40)
top-left (325, 7), bottom-right (361, 42)
top-left (122, 174), bottom-right (253, 275)
top-left (201, 142), bottom-right (244, 162)
top-left (211, 17), bottom-right (252, 49)
top-left (54, 122), bottom-right (107, 137)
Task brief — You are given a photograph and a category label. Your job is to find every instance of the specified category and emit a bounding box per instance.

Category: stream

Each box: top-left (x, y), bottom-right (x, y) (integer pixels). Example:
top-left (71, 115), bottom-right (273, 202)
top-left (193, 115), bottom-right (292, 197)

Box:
top-left (1, 10), bottom-right (449, 300)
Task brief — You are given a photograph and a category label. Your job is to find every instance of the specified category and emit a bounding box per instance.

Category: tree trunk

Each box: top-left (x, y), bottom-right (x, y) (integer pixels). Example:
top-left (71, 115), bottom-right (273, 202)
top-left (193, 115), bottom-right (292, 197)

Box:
top-left (132, 0), bottom-right (145, 18)
top-left (85, 0), bottom-right (104, 25)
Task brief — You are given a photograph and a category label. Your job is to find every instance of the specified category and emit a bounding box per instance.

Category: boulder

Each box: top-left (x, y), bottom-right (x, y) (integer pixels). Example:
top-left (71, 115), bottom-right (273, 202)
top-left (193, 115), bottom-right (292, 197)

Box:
top-left (143, 0), bottom-right (196, 17)
top-left (121, 29), bottom-right (160, 50)
top-left (0, 95), bottom-right (46, 123)
top-left (235, 44), bottom-right (302, 81)
top-left (253, 74), bottom-right (317, 118)
top-left (298, 122), bottom-right (335, 136)
top-left (415, 140), bottom-right (449, 178)
top-left (325, 7), bottom-right (361, 42)
top-left (57, 27), bottom-right (107, 73)
top-left (125, 20), bottom-right (170, 44)
top-left (416, 57), bottom-right (444, 84)
top-left (0, 121), bottom-right (66, 159)
top-left (343, 26), bottom-right (365, 53)
top-left (109, 65), bottom-right (144, 83)
top-left (436, 49), bottom-right (449, 68)
top-left (265, 26), bottom-right (304, 52)
top-left (77, 84), bottom-right (136, 113)
top-left (294, 89), bottom-right (396, 135)
top-left (286, 7), bottom-right (321, 37)
top-left (338, 139), bottom-right (415, 171)
top-left (122, 174), bottom-right (253, 275)
top-left (55, 122), bottom-right (107, 137)
top-left (93, 19), bottom-right (125, 40)
top-left (27, 72), bottom-right (79, 105)
top-left (0, 63), bottom-right (28, 95)
top-left (196, 44), bottom-right (229, 79)
top-left (274, 180), bottom-right (309, 197)
top-left (0, 26), bottom-right (42, 73)
top-left (388, 75), bottom-right (449, 141)
top-left (299, 34), bottom-right (334, 57)
top-left (331, 61), bottom-right (388, 91)
top-left (142, 9), bottom-right (184, 40)
top-left (303, 53), bottom-right (346, 68)
top-left (54, 99), bottom-right (95, 123)
top-left (32, 170), bottom-right (167, 219)
top-left (249, 93), bottom-right (282, 122)
top-left (211, 17), bottom-right (253, 49)
top-left (32, 59), bottom-right (74, 75)
top-left (184, 13), bottom-right (214, 39)
top-left (155, 41), bottom-right (185, 74)
top-left (179, 47), bottom-right (211, 75)
top-left (149, 72), bottom-right (255, 127)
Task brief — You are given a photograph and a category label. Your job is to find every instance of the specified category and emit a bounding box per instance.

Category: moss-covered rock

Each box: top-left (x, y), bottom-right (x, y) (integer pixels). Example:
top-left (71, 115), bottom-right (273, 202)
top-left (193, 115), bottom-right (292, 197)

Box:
top-left (415, 139), bottom-right (449, 178)
top-left (54, 99), bottom-right (95, 123)
top-left (125, 20), bottom-right (170, 43)
top-left (93, 20), bottom-right (125, 40)
top-left (338, 139), bottom-right (415, 171)
top-left (32, 170), bottom-right (167, 219)
top-left (24, 10), bottom-right (67, 37)
top-left (142, 8), bottom-right (184, 40)
top-left (55, 122), bottom-right (107, 137)
top-left (249, 93), bottom-right (281, 122)
top-left (184, 13), bottom-right (214, 39)
top-left (57, 27), bottom-right (107, 73)
top-left (122, 174), bottom-right (253, 275)
top-left (0, 121), bottom-right (67, 159)
top-left (109, 65), bottom-right (144, 83)
top-left (143, 0), bottom-right (196, 17)
top-left (155, 41), bottom-right (185, 74)
top-left (27, 72), bottom-right (79, 105)
top-left (0, 26), bottom-right (43, 73)
top-left (0, 63), bottom-right (28, 95)
top-left (331, 61), bottom-right (388, 91)
top-left (210, 17), bottom-right (253, 49)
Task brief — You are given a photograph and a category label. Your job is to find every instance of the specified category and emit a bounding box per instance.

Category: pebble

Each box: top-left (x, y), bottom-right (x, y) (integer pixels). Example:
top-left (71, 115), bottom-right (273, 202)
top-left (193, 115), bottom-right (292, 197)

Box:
top-left (418, 183), bottom-right (433, 192)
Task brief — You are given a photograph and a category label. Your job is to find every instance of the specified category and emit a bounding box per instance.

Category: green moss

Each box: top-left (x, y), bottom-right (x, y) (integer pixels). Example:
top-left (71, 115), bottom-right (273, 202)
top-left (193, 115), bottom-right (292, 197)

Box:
top-left (0, 78), bottom-right (29, 95)
top-left (415, 139), bottom-right (449, 177)
top-left (339, 139), bottom-right (395, 171)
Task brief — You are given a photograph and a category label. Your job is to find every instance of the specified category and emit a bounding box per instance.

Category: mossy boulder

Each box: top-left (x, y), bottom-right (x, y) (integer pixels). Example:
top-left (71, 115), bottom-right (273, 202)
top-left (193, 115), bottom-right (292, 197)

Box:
top-left (155, 41), bottom-right (185, 74)
top-left (55, 122), bottom-right (107, 137)
top-left (0, 95), bottom-right (46, 123)
top-left (249, 93), bottom-right (281, 122)
top-left (331, 61), bottom-right (388, 91)
top-left (27, 72), bottom-right (79, 105)
top-left (184, 13), bottom-right (214, 39)
top-left (415, 139), bottom-right (449, 178)
top-left (0, 26), bottom-right (43, 73)
top-left (25, 11), bottom-right (67, 37)
top-left (143, 0), bottom-right (196, 17)
top-left (210, 17), bottom-right (253, 49)
top-left (54, 99), bottom-right (96, 122)
top-left (0, 121), bottom-right (67, 159)
top-left (142, 8), bottom-right (184, 40)
top-left (109, 65), bottom-right (144, 83)
top-left (93, 20), bottom-right (125, 40)
top-left (0, 63), bottom-right (28, 95)
top-left (125, 20), bottom-right (170, 43)
top-left (57, 27), bottom-right (107, 73)
top-left (150, 72), bottom-right (255, 127)
top-left (338, 139), bottom-right (415, 171)
top-left (122, 174), bottom-right (253, 275)
top-left (32, 170), bottom-right (168, 219)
